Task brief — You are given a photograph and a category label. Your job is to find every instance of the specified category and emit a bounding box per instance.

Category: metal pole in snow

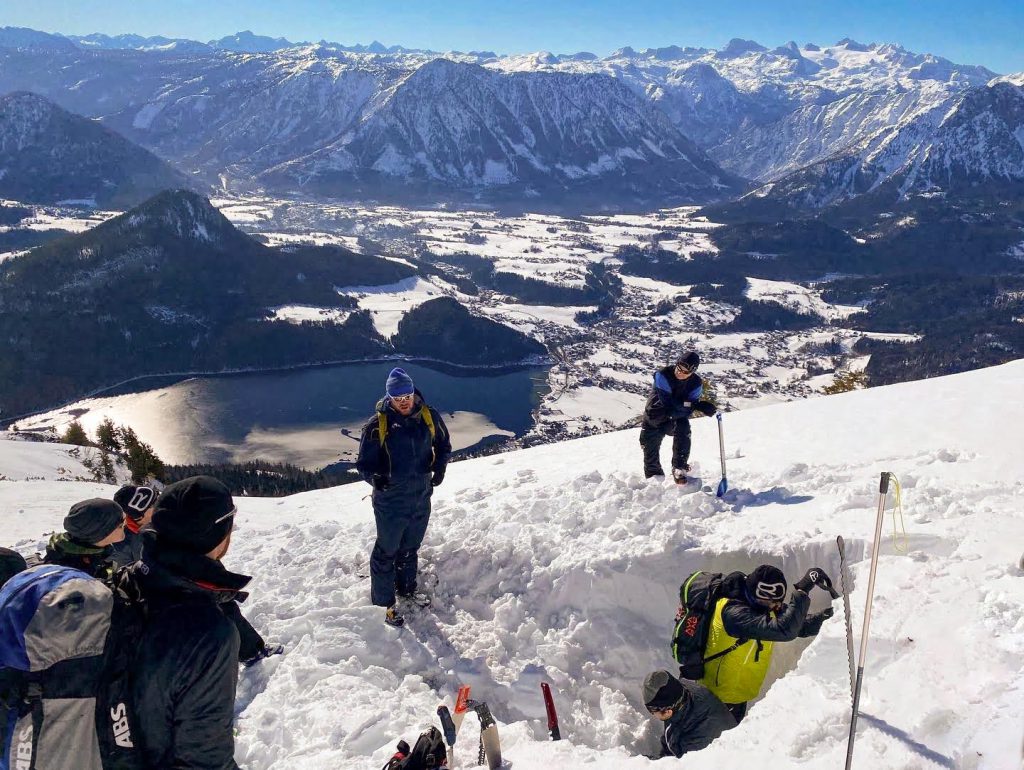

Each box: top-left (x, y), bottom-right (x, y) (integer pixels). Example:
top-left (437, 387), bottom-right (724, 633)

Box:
top-left (715, 412), bottom-right (728, 497)
top-left (845, 472), bottom-right (890, 770)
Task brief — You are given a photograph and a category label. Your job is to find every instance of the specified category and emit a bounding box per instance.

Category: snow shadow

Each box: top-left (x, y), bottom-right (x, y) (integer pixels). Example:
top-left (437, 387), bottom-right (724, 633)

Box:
top-left (724, 485), bottom-right (815, 509)
top-left (859, 713), bottom-right (956, 769)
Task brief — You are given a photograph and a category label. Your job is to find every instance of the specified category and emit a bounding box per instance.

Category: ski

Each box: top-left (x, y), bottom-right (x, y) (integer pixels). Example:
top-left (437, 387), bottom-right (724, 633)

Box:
top-left (467, 699), bottom-right (501, 770)
top-left (837, 535), bottom-right (856, 704)
top-left (540, 682), bottom-right (561, 741)
top-left (438, 705), bottom-right (457, 768)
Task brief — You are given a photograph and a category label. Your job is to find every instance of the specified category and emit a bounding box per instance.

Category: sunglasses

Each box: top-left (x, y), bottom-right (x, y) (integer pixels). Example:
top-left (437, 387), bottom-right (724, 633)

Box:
top-left (214, 506), bottom-right (237, 525)
top-left (647, 705), bottom-right (673, 716)
top-left (391, 394), bottom-right (414, 403)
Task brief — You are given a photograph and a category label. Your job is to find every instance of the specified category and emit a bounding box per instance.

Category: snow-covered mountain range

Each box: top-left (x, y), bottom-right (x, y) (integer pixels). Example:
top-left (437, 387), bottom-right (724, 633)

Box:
top-left (1, 29), bottom-right (1015, 206)
top-left (3, 359), bottom-right (1022, 769)
top-left (749, 80), bottom-right (1024, 209)
top-left (259, 58), bottom-right (744, 203)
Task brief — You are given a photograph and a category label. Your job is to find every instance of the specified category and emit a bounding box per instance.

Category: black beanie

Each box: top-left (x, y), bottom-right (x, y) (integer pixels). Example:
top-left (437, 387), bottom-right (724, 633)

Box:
top-left (0, 547), bottom-right (27, 589)
top-left (151, 476), bottom-right (236, 555)
top-left (114, 485), bottom-right (158, 521)
top-left (746, 565), bottom-right (787, 604)
top-left (63, 499), bottom-right (125, 545)
top-left (643, 670), bottom-right (685, 710)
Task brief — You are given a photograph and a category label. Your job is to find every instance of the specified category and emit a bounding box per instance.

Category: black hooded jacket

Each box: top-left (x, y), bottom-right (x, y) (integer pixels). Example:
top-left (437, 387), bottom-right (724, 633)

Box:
top-left (127, 532), bottom-right (250, 770)
top-left (356, 390), bottom-right (451, 482)
top-left (661, 679), bottom-right (737, 758)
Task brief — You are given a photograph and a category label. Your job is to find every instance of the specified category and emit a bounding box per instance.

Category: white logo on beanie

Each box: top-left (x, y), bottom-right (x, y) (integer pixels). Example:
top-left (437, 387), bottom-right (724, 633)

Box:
top-left (754, 582), bottom-right (786, 601)
top-left (127, 487), bottom-right (157, 514)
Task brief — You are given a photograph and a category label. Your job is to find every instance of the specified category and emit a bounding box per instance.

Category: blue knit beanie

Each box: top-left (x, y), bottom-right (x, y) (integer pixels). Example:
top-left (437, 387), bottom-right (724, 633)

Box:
top-left (386, 367), bottom-right (415, 397)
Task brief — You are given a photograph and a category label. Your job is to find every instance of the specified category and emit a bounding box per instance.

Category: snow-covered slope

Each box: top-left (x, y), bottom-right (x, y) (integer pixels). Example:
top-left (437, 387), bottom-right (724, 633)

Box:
top-left (3, 361), bottom-right (1022, 769)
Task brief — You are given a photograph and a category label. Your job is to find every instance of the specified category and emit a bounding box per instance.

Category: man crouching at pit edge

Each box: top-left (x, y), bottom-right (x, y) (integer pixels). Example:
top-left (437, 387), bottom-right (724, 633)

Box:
top-left (642, 669), bottom-right (736, 758)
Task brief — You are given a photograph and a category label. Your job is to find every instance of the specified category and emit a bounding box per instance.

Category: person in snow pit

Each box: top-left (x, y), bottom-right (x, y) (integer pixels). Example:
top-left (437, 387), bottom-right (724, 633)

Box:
top-left (700, 564), bottom-right (837, 722)
top-left (640, 351), bottom-right (717, 483)
top-left (357, 367), bottom-right (451, 628)
top-left (642, 669), bottom-right (736, 758)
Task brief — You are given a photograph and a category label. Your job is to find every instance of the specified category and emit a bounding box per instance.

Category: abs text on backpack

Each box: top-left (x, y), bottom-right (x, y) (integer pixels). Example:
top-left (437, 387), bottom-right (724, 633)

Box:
top-left (671, 570), bottom-right (747, 680)
top-left (0, 565), bottom-right (146, 770)
top-left (381, 726), bottom-right (447, 769)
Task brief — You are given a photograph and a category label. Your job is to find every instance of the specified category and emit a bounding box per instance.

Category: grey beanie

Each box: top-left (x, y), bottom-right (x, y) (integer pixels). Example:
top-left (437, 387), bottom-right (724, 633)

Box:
top-left (64, 498), bottom-right (125, 545)
top-left (643, 670), bottom-right (685, 710)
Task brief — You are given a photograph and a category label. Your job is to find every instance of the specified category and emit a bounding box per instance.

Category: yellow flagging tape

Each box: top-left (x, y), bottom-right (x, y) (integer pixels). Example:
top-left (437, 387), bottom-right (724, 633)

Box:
top-left (886, 472), bottom-right (908, 553)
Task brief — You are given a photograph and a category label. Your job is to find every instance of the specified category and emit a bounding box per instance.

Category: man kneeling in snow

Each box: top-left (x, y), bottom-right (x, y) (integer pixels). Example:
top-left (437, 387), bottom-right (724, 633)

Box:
top-left (642, 669), bottom-right (736, 758)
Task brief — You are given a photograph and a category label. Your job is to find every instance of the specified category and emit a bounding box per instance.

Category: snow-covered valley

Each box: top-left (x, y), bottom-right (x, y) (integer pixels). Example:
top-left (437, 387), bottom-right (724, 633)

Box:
top-left (5, 193), bottom-right (911, 462)
top-left (2, 360), bottom-right (1022, 768)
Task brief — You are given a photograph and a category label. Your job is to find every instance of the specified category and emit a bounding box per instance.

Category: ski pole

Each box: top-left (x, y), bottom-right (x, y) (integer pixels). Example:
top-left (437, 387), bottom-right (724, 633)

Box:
top-left (715, 412), bottom-right (728, 497)
top-left (845, 472), bottom-right (890, 770)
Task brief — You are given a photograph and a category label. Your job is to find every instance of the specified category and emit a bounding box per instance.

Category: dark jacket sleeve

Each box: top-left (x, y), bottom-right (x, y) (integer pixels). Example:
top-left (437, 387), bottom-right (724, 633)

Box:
top-left (663, 682), bottom-right (737, 757)
top-left (798, 610), bottom-right (830, 638)
top-left (429, 408), bottom-right (452, 472)
top-left (355, 416), bottom-right (383, 483)
top-left (221, 599), bottom-right (265, 661)
top-left (721, 590), bottom-right (811, 642)
top-left (170, 616), bottom-right (241, 769)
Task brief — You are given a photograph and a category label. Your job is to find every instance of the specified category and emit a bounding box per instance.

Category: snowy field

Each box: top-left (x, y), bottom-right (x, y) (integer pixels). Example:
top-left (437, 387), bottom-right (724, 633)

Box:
top-left (3, 361), bottom-right (1022, 769)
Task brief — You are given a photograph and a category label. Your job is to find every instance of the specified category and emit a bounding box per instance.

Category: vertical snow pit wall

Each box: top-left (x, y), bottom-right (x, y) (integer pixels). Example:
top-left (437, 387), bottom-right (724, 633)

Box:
top-left (519, 540), bottom-right (865, 757)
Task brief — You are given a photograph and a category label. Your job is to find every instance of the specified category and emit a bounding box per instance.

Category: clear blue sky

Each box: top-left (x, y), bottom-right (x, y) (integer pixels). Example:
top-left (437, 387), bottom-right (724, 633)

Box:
top-left (5, 0), bottom-right (1023, 74)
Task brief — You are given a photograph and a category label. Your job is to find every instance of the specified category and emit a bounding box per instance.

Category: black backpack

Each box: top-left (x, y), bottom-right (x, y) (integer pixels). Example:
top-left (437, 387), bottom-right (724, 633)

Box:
top-left (381, 726), bottom-right (447, 770)
top-left (0, 564), bottom-right (147, 770)
top-left (671, 570), bottom-right (747, 680)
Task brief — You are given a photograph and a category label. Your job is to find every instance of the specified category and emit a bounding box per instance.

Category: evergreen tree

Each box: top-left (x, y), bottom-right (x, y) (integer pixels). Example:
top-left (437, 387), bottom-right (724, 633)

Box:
top-left (118, 425), bottom-right (166, 483)
top-left (96, 418), bottom-right (121, 453)
top-left (61, 421), bottom-right (91, 447)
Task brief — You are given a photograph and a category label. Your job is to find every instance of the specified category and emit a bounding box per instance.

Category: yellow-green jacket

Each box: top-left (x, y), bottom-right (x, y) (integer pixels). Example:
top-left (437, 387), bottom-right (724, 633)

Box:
top-left (700, 590), bottom-right (821, 705)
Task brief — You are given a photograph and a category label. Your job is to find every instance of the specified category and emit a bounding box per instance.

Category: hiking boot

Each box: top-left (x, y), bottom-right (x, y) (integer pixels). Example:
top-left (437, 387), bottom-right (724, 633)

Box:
top-left (385, 604), bottom-right (405, 627)
top-left (672, 468), bottom-right (688, 484)
top-left (398, 590), bottom-right (431, 608)
top-left (242, 643), bottom-right (284, 667)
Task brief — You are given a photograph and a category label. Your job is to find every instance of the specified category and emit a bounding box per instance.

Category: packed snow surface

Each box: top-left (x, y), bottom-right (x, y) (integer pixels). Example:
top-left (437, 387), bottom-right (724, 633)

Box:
top-left (2, 362), bottom-right (1022, 769)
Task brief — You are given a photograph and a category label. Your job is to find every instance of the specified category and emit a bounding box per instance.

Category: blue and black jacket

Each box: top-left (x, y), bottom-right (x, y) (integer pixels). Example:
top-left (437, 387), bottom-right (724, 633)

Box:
top-left (356, 389), bottom-right (451, 483)
top-left (644, 365), bottom-right (705, 426)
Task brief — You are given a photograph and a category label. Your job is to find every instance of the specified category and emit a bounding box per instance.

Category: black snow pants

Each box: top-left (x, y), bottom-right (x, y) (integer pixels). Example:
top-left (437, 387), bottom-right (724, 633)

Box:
top-left (370, 474), bottom-right (433, 607)
top-left (639, 417), bottom-right (691, 478)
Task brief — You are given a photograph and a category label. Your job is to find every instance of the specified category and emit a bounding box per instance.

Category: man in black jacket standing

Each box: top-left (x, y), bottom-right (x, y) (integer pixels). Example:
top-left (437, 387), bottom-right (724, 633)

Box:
top-left (642, 669), bottom-right (736, 758)
top-left (357, 367), bottom-right (451, 627)
top-left (129, 475), bottom-right (246, 770)
top-left (640, 351), bottom-right (716, 483)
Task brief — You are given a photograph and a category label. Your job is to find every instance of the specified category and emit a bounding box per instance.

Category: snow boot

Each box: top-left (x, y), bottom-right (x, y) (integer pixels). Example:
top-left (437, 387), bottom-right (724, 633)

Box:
top-left (398, 590), bottom-right (432, 608)
top-left (673, 468), bottom-right (688, 485)
top-left (385, 604), bottom-right (405, 627)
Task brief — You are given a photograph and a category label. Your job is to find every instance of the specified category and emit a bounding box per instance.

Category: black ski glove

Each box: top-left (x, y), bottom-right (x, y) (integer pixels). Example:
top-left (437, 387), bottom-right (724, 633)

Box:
top-left (794, 567), bottom-right (839, 598)
top-left (694, 401), bottom-right (717, 417)
top-left (431, 468), bottom-right (446, 487)
top-left (372, 474), bottom-right (390, 492)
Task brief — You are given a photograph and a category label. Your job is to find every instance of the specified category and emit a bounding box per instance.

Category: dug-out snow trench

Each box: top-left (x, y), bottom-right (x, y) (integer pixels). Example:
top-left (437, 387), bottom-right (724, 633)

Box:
top-left (422, 536), bottom-right (866, 758)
